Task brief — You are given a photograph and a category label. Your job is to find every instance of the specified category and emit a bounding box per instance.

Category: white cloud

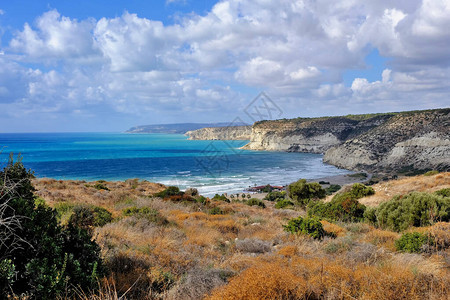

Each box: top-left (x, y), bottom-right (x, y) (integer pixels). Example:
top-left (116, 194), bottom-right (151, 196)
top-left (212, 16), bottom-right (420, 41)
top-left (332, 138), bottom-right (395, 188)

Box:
top-left (2, 0), bottom-right (450, 131)
top-left (10, 10), bottom-right (99, 62)
top-left (0, 9), bottom-right (4, 15)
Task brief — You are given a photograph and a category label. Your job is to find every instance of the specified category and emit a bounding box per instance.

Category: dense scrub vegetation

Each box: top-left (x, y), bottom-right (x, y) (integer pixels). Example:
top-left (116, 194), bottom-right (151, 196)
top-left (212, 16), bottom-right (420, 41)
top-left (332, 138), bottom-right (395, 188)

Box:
top-left (307, 183), bottom-right (373, 222)
top-left (365, 190), bottom-right (449, 232)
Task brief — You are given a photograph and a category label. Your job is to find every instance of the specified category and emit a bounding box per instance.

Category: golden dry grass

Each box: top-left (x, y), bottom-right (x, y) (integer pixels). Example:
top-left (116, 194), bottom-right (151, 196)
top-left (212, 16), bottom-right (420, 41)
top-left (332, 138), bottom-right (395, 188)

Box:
top-left (359, 172), bottom-right (450, 207)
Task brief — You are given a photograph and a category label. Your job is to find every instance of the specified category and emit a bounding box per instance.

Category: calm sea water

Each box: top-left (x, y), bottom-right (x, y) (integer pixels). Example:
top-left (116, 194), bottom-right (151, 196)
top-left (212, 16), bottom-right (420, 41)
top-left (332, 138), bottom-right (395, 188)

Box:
top-left (0, 133), bottom-right (350, 196)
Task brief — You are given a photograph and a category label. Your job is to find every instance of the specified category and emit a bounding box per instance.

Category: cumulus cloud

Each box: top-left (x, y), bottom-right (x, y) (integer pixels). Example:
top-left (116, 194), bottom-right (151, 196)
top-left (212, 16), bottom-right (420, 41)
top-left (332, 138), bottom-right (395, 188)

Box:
top-left (10, 10), bottom-right (99, 63)
top-left (1, 0), bottom-right (450, 131)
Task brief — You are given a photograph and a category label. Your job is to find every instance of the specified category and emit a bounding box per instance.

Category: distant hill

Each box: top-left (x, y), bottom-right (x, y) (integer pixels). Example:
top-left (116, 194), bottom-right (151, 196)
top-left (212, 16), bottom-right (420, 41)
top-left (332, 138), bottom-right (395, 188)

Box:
top-left (126, 122), bottom-right (248, 134)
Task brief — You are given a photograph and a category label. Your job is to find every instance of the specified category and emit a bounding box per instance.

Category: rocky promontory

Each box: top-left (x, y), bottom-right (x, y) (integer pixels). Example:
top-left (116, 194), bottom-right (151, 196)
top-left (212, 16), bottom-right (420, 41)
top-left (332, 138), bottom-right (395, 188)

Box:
top-left (242, 108), bottom-right (449, 173)
top-left (185, 125), bottom-right (252, 140)
top-left (242, 114), bottom-right (394, 153)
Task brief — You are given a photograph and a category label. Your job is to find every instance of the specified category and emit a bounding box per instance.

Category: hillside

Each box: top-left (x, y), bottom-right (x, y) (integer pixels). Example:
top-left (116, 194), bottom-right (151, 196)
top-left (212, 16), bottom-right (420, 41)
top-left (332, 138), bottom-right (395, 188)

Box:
top-left (29, 172), bottom-right (450, 299)
top-left (324, 109), bottom-right (450, 173)
top-left (240, 108), bottom-right (449, 173)
top-left (242, 114), bottom-right (393, 153)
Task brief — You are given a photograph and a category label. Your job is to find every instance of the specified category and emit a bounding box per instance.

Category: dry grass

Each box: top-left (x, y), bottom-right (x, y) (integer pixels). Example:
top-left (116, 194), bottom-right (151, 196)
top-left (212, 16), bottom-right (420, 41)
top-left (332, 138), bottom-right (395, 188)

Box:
top-left (321, 220), bottom-right (347, 237)
top-left (30, 177), bottom-right (450, 299)
top-left (359, 172), bottom-right (450, 207)
top-left (363, 228), bottom-right (400, 251)
top-left (208, 256), bottom-right (450, 300)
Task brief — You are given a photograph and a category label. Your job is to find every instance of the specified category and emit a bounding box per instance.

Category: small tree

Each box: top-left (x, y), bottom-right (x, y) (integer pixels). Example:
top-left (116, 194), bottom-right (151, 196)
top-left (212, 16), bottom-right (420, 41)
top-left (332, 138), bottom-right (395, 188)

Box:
top-left (288, 179), bottom-right (326, 207)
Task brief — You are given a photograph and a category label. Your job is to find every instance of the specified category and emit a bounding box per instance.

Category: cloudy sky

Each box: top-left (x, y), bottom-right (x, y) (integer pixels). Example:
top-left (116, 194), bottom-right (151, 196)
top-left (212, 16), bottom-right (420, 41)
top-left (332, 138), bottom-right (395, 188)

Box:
top-left (0, 0), bottom-right (449, 132)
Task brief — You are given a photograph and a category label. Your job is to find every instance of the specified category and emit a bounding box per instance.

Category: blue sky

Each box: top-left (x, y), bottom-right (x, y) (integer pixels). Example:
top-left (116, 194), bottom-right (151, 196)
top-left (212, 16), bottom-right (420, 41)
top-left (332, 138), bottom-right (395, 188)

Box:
top-left (0, 0), bottom-right (449, 132)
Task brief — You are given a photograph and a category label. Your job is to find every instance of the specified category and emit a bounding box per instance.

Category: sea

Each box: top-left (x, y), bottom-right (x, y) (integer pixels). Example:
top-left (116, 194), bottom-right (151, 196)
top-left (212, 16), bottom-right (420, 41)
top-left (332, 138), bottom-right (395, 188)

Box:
top-left (0, 132), bottom-right (350, 196)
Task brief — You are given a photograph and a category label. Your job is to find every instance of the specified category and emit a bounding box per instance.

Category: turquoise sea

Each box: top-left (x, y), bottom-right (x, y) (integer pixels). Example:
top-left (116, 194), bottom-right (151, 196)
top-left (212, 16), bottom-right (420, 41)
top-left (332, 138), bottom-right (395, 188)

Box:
top-left (0, 133), bottom-right (350, 196)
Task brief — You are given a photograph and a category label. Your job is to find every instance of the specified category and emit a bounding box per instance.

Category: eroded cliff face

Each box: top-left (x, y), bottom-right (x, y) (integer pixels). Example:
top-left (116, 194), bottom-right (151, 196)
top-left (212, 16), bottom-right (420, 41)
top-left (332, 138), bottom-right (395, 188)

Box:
top-left (185, 126), bottom-right (252, 140)
top-left (242, 115), bottom-right (393, 153)
top-left (186, 109), bottom-right (450, 173)
top-left (323, 109), bottom-right (450, 172)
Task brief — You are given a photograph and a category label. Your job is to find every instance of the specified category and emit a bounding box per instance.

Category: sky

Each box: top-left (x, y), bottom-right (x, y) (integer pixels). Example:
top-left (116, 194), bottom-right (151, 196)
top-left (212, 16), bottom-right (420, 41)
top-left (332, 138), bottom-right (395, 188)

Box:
top-left (0, 0), bottom-right (449, 132)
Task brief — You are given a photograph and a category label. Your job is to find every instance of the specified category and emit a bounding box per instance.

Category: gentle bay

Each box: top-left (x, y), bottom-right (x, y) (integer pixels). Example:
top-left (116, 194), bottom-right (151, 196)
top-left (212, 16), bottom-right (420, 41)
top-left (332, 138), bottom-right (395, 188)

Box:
top-left (0, 132), bottom-right (350, 195)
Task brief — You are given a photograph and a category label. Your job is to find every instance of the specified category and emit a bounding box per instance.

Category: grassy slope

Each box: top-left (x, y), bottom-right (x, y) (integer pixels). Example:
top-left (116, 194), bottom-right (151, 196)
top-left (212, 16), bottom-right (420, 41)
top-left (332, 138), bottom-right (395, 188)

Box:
top-left (33, 174), bottom-right (450, 299)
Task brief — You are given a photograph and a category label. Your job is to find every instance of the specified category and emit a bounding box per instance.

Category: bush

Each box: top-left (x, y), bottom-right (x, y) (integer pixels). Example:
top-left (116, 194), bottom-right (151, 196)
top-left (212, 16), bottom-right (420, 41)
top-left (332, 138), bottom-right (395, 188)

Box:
top-left (325, 184), bottom-right (341, 195)
top-left (154, 186), bottom-right (183, 198)
top-left (288, 179), bottom-right (326, 207)
top-left (434, 188), bottom-right (450, 198)
top-left (122, 207), bottom-right (169, 226)
top-left (275, 199), bottom-right (294, 209)
top-left (94, 182), bottom-right (109, 191)
top-left (0, 155), bottom-right (104, 298)
top-left (424, 170), bottom-right (439, 176)
top-left (212, 194), bottom-right (230, 202)
top-left (264, 191), bottom-right (286, 202)
top-left (68, 204), bottom-right (113, 230)
top-left (370, 192), bottom-right (449, 232)
top-left (307, 183), bottom-right (371, 222)
top-left (261, 185), bottom-right (274, 193)
top-left (347, 183), bottom-right (375, 199)
top-left (208, 207), bottom-right (225, 215)
top-left (395, 232), bottom-right (429, 253)
top-left (283, 216), bottom-right (325, 239)
top-left (246, 198), bottom-right (266, 208)
top-left (308, 196), bottom-right (366, 223)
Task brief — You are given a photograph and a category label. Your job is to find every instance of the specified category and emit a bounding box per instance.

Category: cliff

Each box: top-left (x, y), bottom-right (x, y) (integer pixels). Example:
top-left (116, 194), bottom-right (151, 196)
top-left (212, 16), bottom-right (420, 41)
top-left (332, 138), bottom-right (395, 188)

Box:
top-left (241, 108), bottom-right (449, 173)
top-left (185, 126), bottom-right (252, 140)
top-left (323, 109), bottom-right (450, 172)
top-left (242, 114), bottom-right (394, 153)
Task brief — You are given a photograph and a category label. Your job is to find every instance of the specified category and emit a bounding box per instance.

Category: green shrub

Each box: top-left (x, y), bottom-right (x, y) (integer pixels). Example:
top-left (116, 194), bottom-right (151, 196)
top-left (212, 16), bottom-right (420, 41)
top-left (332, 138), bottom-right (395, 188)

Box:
top-left (424, 170), bottom-right (439, 176)
top-left (434, 188), bottom-right (450, 198)
top-left (261, 185), bottom-right (274, 193)
top-left (288, 179), bottom-right (326, 207)
top-left (283, 216), bottom-right (325, 239)
top-left (347, 183), bottom-right (375, 199)
top-left (122, 207), bottom-right (169, 225)
top-left (308, 196), bottom-right (366, 223)
top-left (68, 205), bottom-right (113, 230)
top-left (94, 182), bottom-right (109, 191)
top-left (325, 184), bottom-right (341, 195)
top-left (212, 194), bottom-right (230, 202)
top-left (363, 207), bottom-right (377, 224)
top-left (275, 199), bottom-right (294, 209)
top-left (264, 191), bottom-right (286, 202)
top-left (208, 207), bottom-right (225, 215)
top-left (307, 183), bottom-right (373, 222)
top-left (155, 186), bottom-right (183, 198)
top-left (395, 232), bottom-right (429, 253)
top-left (196, 195), bottom-right (208, 205)
top-left (246, 198), bottom-right (266, 208)
top-left (370, 192), bottom-right (449, 232)
top-left (0, 155), bottom-right (104, 298)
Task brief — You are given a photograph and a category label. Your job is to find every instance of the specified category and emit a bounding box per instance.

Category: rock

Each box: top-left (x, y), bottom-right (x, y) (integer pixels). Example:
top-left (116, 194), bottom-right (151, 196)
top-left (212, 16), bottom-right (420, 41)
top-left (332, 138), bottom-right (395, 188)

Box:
top-left (185, 125), bottom-right (252, 140)
top-left (323, 109), bottom-right (450, 172)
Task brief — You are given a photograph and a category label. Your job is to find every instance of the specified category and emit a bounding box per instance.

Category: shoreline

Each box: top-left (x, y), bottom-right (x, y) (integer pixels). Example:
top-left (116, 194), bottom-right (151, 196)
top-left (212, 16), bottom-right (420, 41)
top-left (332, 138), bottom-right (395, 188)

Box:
top-left (33, 170), bottom-right (370, 199)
